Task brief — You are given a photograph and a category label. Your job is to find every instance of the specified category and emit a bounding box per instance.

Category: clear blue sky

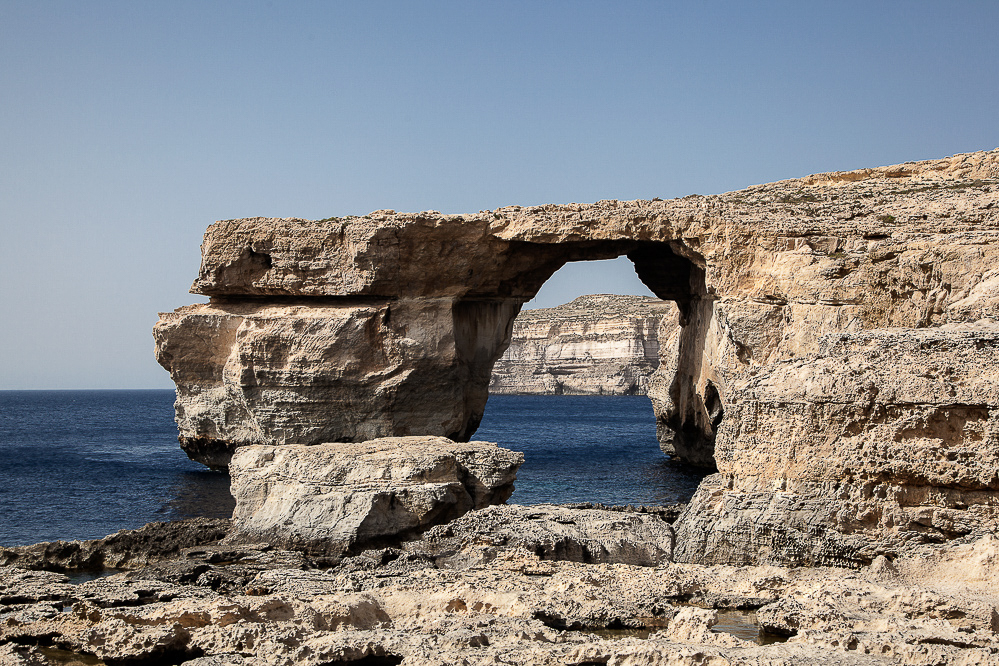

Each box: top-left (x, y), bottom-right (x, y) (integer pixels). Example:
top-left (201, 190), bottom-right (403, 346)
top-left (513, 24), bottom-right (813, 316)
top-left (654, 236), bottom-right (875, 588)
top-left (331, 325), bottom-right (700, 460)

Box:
top-left (1, 1), bottom-right (996, 389)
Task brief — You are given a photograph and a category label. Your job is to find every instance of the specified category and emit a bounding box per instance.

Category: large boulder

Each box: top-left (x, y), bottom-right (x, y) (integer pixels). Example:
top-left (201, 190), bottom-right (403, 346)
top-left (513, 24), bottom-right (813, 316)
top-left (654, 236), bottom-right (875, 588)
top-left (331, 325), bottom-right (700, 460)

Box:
top-left (225, 436), bottom-right (523, 557)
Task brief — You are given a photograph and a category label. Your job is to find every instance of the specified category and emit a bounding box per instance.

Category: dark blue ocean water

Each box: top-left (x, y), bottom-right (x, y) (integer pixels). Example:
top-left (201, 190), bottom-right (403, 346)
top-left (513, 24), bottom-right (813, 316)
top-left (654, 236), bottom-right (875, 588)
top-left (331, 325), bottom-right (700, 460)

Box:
top-left (0, 391), bottom-right (705, 547)
top-left (476, 395), bottom-right (705, 506)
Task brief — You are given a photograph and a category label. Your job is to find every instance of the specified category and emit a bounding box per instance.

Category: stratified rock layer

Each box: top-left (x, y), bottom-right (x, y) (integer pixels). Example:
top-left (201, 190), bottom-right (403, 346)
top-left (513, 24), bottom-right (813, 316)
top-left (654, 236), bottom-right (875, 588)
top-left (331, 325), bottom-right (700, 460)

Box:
top-left (413, 503), bottom-right (676, 566)
top-left (155, 149), bottom-right (999, 564)
top-left (674, 325), bottom-right (999, 567)
top-left (225, 436), bottom-right (523, 557)
top-left (489, 294), bottom-right (677, 395)
top-left (154, 299), bottom-right (516, 469)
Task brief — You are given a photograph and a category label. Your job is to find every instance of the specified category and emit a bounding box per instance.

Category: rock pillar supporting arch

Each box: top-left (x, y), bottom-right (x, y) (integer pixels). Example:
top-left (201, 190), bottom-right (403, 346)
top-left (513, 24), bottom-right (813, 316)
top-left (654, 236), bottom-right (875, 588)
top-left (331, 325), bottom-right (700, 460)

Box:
top-left (627, 243), bottom-right (720, 468)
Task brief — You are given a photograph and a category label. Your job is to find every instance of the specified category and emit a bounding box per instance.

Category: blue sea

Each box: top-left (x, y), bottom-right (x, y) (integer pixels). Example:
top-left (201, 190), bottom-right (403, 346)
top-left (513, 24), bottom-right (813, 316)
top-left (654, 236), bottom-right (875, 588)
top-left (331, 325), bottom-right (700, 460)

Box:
top-left (0, 391), bottom-right (705, 547)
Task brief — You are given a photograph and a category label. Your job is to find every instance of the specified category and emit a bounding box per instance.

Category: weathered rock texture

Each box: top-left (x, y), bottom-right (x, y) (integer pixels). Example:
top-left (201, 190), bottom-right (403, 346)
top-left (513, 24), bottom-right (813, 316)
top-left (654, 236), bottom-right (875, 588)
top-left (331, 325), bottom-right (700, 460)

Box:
top-left (3, 516), bottom-right (999, 665)
top-left (0, 519), bottom-right (232, 572)
top-left (155, 149), bottom-right (999, 565)
top-left (488, 294), bottom-right (678, 395)
top-left (413, 503), bottom-right (676, 566)
top-left (154, 300), bottom-right (517, 469)
top-left (675, 325), bottom-right (999, 567)
top-left (225, 436), bottom-right (523, 557)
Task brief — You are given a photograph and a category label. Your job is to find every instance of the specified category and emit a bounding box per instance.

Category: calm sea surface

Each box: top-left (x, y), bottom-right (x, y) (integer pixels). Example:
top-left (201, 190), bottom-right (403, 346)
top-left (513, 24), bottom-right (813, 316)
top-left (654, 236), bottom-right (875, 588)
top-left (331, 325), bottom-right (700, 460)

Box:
top-left (0, 391), bottom-right (706, 547)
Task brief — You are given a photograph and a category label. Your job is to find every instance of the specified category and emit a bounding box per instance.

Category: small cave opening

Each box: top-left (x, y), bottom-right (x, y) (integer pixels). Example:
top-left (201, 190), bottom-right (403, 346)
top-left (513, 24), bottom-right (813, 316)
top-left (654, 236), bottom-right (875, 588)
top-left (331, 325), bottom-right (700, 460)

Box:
top-left (474, 244), bottom-right (717, 508)
top-left (215, 245), bottom-right (273, 287)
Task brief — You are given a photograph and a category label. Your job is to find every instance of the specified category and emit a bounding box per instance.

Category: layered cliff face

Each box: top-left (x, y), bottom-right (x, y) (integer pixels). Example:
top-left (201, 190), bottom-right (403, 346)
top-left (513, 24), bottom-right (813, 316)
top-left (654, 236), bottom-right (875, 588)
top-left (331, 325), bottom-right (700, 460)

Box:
top-left (155, 148), bottom-right (999, 565)
top-left (488, 294), bottom-right (678, 395)
top-left (674, 325), bottom-right (999, 566)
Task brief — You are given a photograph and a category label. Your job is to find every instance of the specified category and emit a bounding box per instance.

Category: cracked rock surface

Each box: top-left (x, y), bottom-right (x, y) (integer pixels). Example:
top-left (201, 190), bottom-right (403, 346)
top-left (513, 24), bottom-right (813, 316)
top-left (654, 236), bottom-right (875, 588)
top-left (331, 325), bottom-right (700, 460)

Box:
top-left (2, 514), bottom-right (999, 665)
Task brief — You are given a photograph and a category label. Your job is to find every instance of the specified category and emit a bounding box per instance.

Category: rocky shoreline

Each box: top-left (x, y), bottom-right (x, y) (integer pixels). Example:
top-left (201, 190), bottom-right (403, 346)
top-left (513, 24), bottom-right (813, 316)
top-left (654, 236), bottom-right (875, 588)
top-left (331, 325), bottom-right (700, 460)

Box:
top-left (2, 509), bottom-right (998, 665)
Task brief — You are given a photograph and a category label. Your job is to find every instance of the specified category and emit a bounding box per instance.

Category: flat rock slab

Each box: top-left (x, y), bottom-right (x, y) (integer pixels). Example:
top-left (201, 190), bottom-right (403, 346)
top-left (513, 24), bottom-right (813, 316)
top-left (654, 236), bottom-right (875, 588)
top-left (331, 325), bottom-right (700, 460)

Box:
top-left (414, 504), bottom-right (676, 566)
top-left (0, 518), bottom-right (232, 571)
top-left (226, 436), bottom-right (523, 557)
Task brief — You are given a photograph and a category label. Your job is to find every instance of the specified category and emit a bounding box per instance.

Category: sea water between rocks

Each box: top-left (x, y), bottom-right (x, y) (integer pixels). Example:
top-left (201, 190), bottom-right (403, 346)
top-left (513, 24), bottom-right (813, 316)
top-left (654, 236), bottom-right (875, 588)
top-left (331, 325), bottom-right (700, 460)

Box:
top-left (0, 390), bottom-right (707, 546)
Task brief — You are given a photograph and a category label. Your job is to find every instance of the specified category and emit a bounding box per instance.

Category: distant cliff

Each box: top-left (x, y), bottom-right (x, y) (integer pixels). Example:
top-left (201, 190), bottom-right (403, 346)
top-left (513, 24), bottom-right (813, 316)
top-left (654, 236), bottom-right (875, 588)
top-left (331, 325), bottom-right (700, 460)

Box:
top-left (489, 294), bottom-right (677, 395)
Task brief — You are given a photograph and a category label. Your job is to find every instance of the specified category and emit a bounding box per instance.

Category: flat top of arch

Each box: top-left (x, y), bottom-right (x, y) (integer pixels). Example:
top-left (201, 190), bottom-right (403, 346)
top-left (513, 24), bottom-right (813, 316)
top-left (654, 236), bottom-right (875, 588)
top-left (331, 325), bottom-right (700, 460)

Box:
top-left (191, 149), bottom-right (999, 300)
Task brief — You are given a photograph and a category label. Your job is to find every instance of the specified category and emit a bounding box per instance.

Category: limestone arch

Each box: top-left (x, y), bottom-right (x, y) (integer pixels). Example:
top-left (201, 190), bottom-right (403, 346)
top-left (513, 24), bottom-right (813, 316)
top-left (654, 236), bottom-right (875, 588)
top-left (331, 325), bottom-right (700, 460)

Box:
top-left (458, 239), bottom-right (720, 468)
top-left (158, 216), bottom-right (729, 470)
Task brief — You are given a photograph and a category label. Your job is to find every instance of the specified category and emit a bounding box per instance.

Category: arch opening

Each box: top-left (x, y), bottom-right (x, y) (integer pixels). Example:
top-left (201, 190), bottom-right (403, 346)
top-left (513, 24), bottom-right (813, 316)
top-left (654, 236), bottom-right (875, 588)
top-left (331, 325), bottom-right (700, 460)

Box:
top-left (463, 241), bottom-right (719, 504)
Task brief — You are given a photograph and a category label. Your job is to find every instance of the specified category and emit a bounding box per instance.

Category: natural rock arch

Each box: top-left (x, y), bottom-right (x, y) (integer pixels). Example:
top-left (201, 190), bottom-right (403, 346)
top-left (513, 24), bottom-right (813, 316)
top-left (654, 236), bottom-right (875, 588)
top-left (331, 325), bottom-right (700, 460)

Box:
top-left (156, 149), bottom-right (999, 566)
top-left (155, 232), bottom-right (719, 470)
top-left (463, 241), bottom-right (719, 466)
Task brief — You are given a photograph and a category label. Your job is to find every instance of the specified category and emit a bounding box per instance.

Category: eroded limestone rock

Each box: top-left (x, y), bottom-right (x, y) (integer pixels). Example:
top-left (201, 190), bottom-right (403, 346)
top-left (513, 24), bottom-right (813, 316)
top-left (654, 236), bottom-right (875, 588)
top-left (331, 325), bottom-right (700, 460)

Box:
top-left (225, 436), bottom-right (523, 557)
top-left (411, 503), bottom-right (676, 566)
top-left (154, 149), bottom-right (999, 565)
top-left (157, 151), bottom-right (999, 462)
top-left (0, 643), bottom-right (48, 666)
top-left (0, 518), bottom-right (231, 572)
top-left (154, 300), bottom-right (517, 469)
top-left (156, 150), bottom-right (999, 469)
top-left (675, 326), bottom-right (999, 566)
top-left (3, 517), bottom-right (999, 665)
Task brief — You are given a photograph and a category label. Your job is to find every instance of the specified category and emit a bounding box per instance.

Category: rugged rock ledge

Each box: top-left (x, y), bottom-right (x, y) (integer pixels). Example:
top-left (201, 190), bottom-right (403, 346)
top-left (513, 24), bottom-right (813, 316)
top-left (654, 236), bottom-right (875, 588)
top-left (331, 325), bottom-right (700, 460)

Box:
top-left (2, 514), bottom-right (998, 665)
top-left (0, 519), bottom-right (232, 572)
top-left (489, 294), bottom-right (678, 395)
